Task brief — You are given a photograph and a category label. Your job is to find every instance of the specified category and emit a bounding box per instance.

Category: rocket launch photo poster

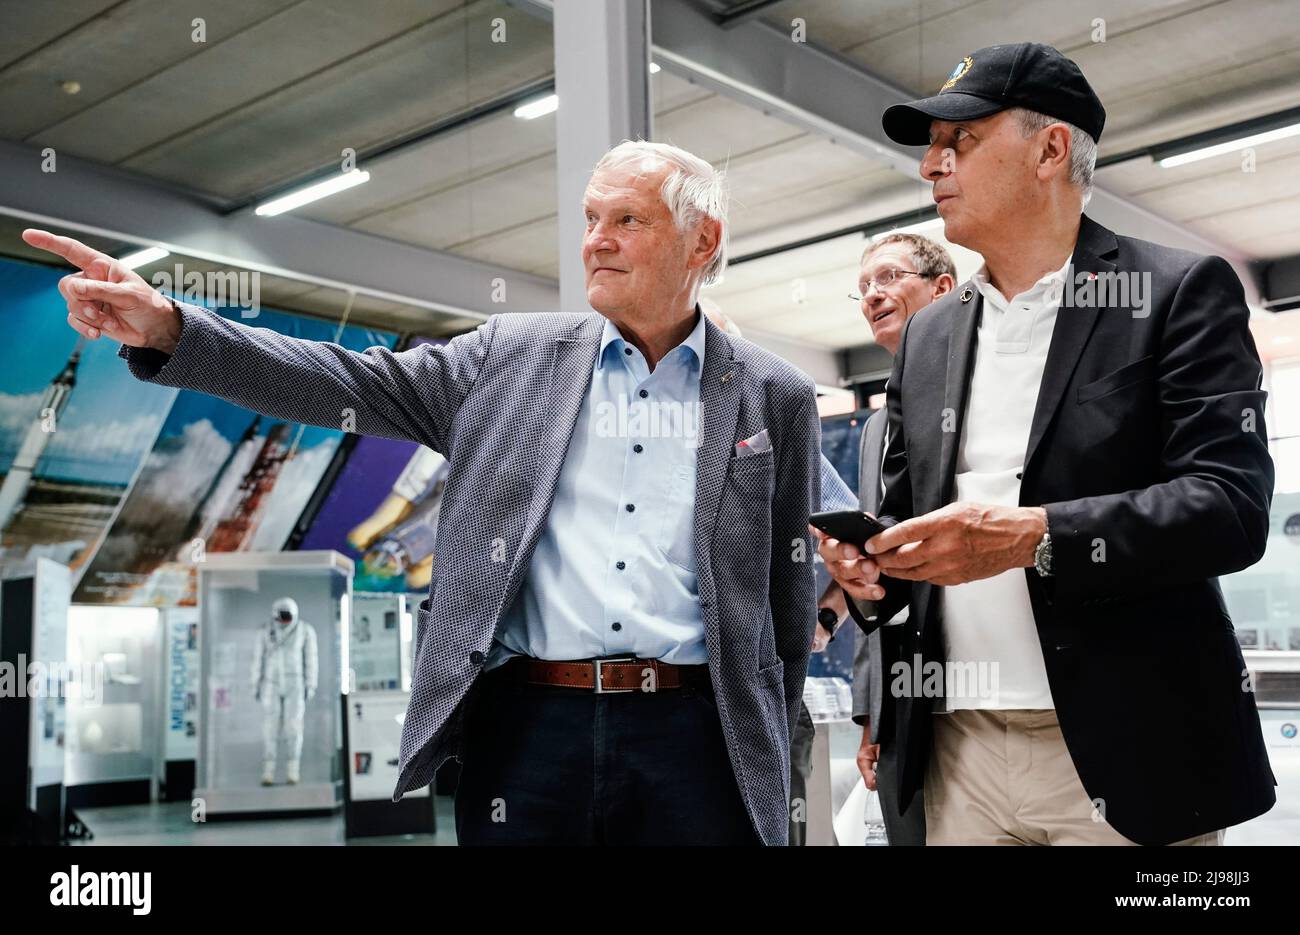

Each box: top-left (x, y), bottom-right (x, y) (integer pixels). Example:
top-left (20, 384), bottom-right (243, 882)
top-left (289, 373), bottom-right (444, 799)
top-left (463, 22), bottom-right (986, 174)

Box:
top-left (0, 257), bottom-right (176, 577)
top-left (70, 307), bottom-right (397, 606)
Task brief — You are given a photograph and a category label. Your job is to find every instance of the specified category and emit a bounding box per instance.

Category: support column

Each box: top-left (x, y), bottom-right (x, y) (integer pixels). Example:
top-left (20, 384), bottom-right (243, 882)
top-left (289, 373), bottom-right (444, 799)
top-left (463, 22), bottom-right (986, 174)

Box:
top-left (553, 0), bottom-right (651, 313)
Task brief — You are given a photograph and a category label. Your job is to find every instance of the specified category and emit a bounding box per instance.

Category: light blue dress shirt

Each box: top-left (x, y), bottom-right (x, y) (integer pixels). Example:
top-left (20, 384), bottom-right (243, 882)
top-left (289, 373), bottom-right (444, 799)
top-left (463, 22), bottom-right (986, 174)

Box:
top-left (487, 312), bottom-right (709, 668)
top-left (819, 454), bottom-right (857, 513)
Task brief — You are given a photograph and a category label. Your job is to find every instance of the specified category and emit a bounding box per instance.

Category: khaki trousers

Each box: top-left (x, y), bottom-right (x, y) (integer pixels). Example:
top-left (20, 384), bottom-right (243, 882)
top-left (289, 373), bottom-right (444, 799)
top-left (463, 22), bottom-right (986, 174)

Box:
top-left (924, 709), bottom-right (1224, 846)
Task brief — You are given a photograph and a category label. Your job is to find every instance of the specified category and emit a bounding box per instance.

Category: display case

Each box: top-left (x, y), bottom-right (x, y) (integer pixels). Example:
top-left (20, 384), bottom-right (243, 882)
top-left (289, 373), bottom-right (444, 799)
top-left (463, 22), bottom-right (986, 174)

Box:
top-left (1, 558), bottom-right (70, 844)
top-left (64, 604), bottom-right (163, 807)
top-left (340, 592), bottom-right (431, 836)
top-left (196, 551), bottom-right (351, 816)
top-left (1233, 650), bottom-right (1300, 843)
top-left (1222, 491), bottom-right (1300, 651)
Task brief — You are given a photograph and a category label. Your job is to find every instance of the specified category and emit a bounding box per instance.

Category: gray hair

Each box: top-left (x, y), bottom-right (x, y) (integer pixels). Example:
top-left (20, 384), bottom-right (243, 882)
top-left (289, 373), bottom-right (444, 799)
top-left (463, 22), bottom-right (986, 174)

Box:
top-left (864, 232), bottom-right (957, 281)
top-left (1009, 107), bottom-right (1097, 208)
top-left (593, 140), bottom-right (729, 286)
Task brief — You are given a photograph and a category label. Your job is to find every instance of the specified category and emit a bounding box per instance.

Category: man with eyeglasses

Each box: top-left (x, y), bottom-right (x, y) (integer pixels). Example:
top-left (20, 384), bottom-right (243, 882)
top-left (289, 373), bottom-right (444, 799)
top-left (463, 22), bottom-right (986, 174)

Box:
top-left (843, 233), bottom-right (955, 845)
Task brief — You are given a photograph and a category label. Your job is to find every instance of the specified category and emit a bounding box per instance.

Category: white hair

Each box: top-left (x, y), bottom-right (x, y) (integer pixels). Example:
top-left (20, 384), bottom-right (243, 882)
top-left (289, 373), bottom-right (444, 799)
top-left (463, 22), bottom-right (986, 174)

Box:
top-left (592, 140), bottom-right (729, 286)
top-left (1010, 108), bottom-right (1097, 209)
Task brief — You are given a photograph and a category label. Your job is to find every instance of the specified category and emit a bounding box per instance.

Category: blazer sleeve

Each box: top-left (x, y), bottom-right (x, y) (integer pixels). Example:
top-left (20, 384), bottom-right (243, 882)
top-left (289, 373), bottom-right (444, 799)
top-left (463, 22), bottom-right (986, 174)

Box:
top-left (850, 623), bottom-right (871, 725)
top-left (118, 302), bottom-right (496, 455)
top-left (1045, 255), bottom-right (1274, 600)
top-left (773, 385), bottom-right (821, 744)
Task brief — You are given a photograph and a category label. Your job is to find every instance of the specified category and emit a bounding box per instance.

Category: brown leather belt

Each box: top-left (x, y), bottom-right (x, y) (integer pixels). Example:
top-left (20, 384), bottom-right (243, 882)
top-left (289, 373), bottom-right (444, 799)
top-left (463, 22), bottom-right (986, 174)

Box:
top-left (498, 656), bottom-right (708, 693)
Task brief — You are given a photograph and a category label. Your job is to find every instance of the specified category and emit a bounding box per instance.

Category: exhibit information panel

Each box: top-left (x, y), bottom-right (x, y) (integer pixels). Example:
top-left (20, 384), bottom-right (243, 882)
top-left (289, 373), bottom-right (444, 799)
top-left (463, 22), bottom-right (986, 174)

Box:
top-left (163, 607), bottom-right (200, 764)
top-left (29, 559), bottom-right (71, 809)
top-left (345, 690), bottom-right (425, 802)
top-left (350, 593), bottom-right (404, 692)
top-left (196, 551), bottom-right (352, 815)
top-left (1, 558), bottom-right (71, 842)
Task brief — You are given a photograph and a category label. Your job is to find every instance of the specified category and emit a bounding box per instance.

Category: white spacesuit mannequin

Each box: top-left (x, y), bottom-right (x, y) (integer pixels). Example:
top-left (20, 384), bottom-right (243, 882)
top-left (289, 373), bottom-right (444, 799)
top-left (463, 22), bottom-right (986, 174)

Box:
top-left (251, 597), bottom-right (319, 785)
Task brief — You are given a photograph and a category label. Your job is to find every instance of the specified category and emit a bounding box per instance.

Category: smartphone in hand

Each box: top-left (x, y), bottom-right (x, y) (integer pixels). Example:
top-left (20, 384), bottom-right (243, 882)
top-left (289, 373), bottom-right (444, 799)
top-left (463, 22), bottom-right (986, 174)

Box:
top-left (809, 510), bottom-right (887, 548)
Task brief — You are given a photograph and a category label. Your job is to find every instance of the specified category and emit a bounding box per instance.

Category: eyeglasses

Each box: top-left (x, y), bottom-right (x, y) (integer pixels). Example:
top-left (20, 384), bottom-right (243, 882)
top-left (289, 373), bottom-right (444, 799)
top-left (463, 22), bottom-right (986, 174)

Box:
top-left (849, 268), bottom-right (929, 302)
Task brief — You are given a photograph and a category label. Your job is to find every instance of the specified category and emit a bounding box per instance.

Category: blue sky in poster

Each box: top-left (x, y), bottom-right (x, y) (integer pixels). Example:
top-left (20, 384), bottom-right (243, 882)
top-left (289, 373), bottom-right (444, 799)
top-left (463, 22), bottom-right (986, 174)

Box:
top-left (0, 257), bottom-right (178, 486)
top-left (62, 276), bottom-right (399, 602)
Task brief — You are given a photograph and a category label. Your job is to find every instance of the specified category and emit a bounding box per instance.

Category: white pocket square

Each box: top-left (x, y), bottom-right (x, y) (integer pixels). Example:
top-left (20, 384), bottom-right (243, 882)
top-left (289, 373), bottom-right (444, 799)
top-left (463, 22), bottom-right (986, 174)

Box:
top-left (735, 429), bottom-right (771, 456)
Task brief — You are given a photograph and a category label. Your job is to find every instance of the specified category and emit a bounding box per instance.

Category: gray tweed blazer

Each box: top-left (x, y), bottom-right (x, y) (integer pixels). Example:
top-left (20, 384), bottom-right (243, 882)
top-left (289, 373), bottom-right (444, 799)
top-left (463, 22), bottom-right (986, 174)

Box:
top-left (120, 305), bottom-right (821, 845)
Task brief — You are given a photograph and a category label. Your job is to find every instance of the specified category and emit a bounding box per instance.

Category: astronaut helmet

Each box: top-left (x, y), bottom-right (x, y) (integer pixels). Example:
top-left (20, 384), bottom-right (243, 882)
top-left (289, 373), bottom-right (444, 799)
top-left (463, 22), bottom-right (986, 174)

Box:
top-left (271, 597), bottom-right (299, 626)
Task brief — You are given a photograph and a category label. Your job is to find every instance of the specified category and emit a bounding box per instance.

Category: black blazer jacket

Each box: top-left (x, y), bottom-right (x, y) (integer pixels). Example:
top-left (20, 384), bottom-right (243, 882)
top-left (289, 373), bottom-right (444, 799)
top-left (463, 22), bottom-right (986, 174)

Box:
top-left (849, 214), bottom-right (1276, 845)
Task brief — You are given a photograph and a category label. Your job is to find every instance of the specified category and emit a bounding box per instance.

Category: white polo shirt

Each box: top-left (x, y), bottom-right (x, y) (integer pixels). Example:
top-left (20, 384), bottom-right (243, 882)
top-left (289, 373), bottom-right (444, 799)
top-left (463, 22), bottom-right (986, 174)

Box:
top-left (939, 258), bottom-right (1070, 710)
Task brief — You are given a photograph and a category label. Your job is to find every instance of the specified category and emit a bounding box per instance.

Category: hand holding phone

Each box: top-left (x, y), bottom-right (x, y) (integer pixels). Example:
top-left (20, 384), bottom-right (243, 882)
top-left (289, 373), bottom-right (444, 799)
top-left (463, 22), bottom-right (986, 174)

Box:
top-left (809, 510), bottom-right (887, 548)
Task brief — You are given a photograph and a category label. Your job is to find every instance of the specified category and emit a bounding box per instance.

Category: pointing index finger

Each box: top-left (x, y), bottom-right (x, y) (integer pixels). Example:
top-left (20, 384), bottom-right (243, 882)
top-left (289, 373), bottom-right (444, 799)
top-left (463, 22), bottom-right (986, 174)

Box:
top-left (22, 229), bottom-right (113, 273)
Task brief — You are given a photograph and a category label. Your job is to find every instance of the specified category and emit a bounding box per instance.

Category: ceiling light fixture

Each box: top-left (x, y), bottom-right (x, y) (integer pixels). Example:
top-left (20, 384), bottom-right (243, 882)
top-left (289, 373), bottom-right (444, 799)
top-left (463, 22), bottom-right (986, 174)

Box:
top-left (514, 94), bottom-right (558, 120)
top-left (255, 169), bottom-right (371, 216)
top-left (118, 246), bottom-right (169, 270)
top-left (1155, 111), bottom-right (1300, 168)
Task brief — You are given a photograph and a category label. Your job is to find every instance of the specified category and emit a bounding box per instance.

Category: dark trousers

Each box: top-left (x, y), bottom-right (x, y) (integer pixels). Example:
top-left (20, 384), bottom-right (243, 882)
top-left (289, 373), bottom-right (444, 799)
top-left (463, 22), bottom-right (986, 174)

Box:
top-left (455, 661), bottom-right (760, 845)
top-left (878, 738), bottom-right (926, 845)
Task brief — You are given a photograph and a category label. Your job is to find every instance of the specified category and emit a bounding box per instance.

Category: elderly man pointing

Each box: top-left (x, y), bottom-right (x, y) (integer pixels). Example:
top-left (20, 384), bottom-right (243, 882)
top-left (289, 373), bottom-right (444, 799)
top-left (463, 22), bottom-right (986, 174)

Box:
top-left (26, 140), bottom-right (821, 846)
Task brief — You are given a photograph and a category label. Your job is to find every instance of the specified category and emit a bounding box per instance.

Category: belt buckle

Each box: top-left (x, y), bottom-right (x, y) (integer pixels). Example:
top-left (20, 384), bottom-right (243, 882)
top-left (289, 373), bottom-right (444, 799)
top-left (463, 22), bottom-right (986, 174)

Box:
top-left (593, 656), bottom-right (638, 694)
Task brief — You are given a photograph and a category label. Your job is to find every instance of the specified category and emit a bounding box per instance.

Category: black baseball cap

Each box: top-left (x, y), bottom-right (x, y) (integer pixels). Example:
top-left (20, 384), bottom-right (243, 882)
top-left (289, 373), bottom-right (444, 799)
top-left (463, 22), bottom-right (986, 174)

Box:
top-left (882, 42), bottom-right (1105, 146)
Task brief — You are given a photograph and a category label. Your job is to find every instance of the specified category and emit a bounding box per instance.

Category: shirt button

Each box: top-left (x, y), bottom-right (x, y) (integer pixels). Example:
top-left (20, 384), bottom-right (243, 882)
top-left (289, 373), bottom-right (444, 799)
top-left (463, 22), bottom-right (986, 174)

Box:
top-left (616, 561), bottom-right (626, 570)
top-left (633, 444), bottom-right (644, 453)
top-left (624, 347), bottom-right (633, 356)
top-left (639, 389), bottom-right (648, 398)
top-left (611, 622), bottom-right (623, 632)
top-left (1016, 472), bottom-right (1023, 480)
top-left (469, 650), bottom-right (485, 665)
top-left (626, 503), bottom-right (635, 512)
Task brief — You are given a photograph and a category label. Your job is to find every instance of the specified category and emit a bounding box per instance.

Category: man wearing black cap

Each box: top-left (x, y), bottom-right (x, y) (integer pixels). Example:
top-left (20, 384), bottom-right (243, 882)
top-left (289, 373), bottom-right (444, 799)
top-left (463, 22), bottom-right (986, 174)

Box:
top-left (815, 42), bottom-right (1276, 845)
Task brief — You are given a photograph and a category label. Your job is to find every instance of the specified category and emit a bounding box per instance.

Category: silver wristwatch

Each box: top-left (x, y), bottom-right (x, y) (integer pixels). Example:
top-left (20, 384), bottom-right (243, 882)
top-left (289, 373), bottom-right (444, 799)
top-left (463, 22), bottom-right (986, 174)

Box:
top-left (1033, 531), bottom-right (1053, 577)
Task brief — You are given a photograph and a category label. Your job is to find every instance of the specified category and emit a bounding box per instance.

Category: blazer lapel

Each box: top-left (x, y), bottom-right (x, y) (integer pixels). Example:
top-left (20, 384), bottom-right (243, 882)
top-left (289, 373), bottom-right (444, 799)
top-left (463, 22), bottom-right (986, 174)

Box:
top-left (937, 286), bottom-right (979, 506)
top-left (693, 319), bottom-right (743, 636)
top-left (1022, 214), bottom-right (1117, 473)
top-left (859, 407), bottom-right (888, 514)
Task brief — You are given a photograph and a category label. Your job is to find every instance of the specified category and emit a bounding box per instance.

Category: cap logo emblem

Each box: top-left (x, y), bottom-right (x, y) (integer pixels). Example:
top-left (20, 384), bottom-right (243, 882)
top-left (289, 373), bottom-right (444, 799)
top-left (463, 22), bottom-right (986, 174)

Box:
top-left (940, 56), bottom-right (973, 92)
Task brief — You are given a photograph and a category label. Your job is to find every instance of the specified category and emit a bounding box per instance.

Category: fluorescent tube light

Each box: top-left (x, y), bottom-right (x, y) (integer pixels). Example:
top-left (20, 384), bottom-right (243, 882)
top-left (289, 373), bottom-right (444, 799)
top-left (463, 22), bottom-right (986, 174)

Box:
top-left (118, 246), bottom-right (169, 270)
top-left (255, 169), bottom-right (371, 216)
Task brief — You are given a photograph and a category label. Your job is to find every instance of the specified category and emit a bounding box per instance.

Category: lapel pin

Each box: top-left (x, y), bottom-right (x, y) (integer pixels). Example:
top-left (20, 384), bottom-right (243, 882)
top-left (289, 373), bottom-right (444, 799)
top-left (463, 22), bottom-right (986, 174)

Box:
top-left (959, 287), bottom-right (973, 303)
top-left (720, 370), bottom-right (735, 384)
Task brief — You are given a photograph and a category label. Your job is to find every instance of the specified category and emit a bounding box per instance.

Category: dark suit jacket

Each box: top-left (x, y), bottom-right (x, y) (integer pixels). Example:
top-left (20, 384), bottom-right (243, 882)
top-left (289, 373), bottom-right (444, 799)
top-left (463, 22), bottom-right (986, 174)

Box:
top-left (852, 406), bottom-right (926, 846)
top-left (848, 214), bottom-right (1276, 845)
top-left (850, 407), bottom-right (890, 737)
